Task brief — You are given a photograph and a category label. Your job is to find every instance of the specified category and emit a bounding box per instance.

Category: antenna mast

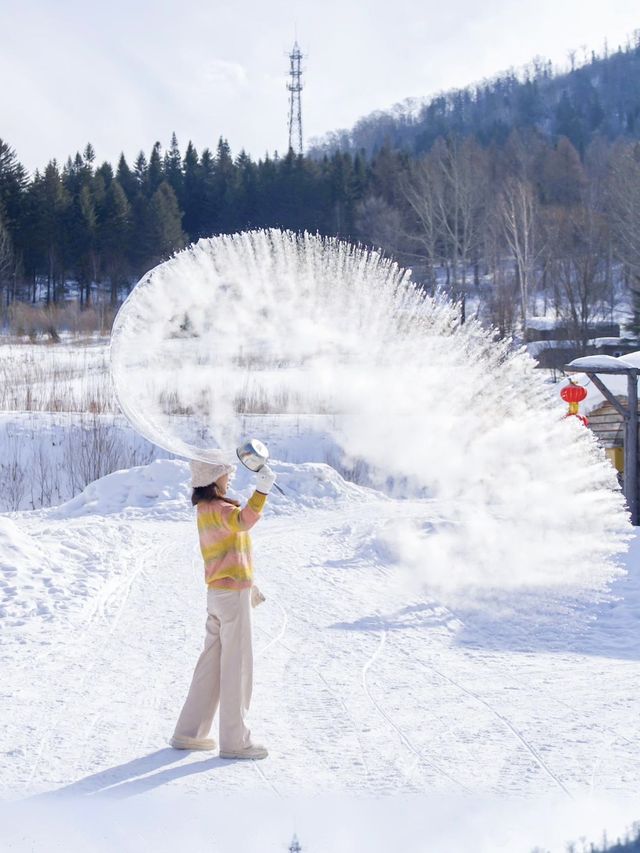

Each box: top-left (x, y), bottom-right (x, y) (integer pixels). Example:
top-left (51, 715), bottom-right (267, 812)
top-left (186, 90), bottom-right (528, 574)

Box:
top-left (287, 41), bottom-right (304, 155)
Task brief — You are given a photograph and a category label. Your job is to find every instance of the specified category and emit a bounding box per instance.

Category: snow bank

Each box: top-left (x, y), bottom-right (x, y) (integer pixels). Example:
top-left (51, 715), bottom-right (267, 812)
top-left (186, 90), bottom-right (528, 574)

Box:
top-left (0, 460), bottom-right (191, 628)
top-left (0, 514), bottom-right (99, 628)
top-left (231, 460), bottom-right (382, 515)
top-left (42, 458), bottom-right (373, 521)
top-left (0, 518), bottom-right (50, 623)
top-left (0, 517), bottom-right (47, 571)
top-left (46, 459), bottom-right (191, 520)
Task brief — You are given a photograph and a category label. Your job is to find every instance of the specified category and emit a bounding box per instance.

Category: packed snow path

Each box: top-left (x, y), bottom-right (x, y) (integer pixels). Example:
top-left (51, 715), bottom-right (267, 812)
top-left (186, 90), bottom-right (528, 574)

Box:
top-left (2, 476), bottom-right (640, 802)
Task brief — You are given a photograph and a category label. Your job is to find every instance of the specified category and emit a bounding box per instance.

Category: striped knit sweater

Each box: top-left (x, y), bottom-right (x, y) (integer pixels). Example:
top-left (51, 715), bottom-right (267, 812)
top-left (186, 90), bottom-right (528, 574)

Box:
top-left (197, 490), bottom-right (267, 590)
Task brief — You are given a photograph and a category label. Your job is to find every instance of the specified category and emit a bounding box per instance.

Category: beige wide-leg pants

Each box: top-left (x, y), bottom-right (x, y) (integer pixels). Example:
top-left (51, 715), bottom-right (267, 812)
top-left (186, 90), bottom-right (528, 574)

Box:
top-left (173, 587), bottom-right (253, 752)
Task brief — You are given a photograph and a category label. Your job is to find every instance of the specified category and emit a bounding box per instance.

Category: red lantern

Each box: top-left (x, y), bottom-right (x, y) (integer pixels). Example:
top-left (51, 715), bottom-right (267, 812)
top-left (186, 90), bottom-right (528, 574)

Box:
top-left (561, 381), bottom-right (588, 423)
top-left (560, 384), bottom-right (587, 404)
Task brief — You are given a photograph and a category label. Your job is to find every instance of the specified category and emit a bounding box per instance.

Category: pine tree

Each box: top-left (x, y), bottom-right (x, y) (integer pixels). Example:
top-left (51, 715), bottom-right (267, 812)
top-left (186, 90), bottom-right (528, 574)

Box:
top-left (164, 132), bottom-right (183, 199)
top-left (146, 181), bottom-right (185, 265)
top-left (555, 92), bottom-right (586, 153)
top-left (117, 154), bottom-right (137, 200)
top-left (95, 161), bottom-right (114, 190)
top-left (64, 182), bottom-right (98, 304)
top-left (182, 141), bottom-right (204, 239)
top-left (24, 161), bottom-right (70, 303)
top-left (134, 151), bottom-right (148, 193)
top-left (98, 180), bottom-right (131, 303)
top-left (147, 141), bottom-right (164, 196)
top-left (0, 139), bottom-right (27, 302)
top-left (0, 138), bottom-right (27, 236)
top-left (235, 150), bottom-right (258, 229)
top-left (212, 137), bottom-right (236, 231)
top-left (0, 210), bottom-right (14, 306)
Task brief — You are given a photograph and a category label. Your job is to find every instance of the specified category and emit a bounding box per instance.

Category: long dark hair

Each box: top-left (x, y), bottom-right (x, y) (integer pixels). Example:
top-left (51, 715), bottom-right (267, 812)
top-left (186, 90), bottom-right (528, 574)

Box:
top-left (191, 482), bottom-right (241, 507)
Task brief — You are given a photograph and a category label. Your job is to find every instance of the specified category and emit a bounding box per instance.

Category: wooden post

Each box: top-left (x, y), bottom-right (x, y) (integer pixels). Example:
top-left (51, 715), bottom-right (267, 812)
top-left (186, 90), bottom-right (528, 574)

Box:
top-left (626, 370), bottom-right (639, 525)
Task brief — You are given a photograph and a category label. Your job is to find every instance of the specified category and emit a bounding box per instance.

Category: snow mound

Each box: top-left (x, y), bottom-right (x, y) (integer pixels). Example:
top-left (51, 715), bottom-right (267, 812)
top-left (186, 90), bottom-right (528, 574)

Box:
top-left (0, 517), bottom-right (47, 573)
top-left (0, 516), bottom-right (96, 627)
top-left (261, 462), bottom-right (381, 514)
top-left (0, 519), bottom-right (51, 624)
top-left (46, 459), bottom-right (191, 520)
top-left (43, 457), bottom-right (373, 521)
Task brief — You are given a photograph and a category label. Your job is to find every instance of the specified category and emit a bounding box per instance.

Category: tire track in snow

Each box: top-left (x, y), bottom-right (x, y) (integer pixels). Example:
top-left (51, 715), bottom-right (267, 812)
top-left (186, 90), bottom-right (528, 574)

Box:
top-left (497, 666), bottom-right (640, 751)
top-left (252, 758), bottom-right (282, 797)
top-left (590, 735), bottom-right (616, 794)
top-left (136, 562), bottom-right (193, 754)
top-left (26, 529), bottom-right (157, 787)
top-left (361, 631), bottom-right (472, 794)
top-left (405, 596), bottom-right (637, 792)
top-left (438, 590), bottom-right (640, 758)
top-left (257, 596), bottom-right (345, 792)
top-left (261, 596), bottom-right (374, 792)
top-left (91, 536), bottom-right (194, 759)
top-left (255, 597), bottom-right (288, 660)
top-left (460, 655), bottom-right (640, 790)
top-left (262, 510), bottom-right (468, 793)
top-left (407, 648), bottom-right (574, 800)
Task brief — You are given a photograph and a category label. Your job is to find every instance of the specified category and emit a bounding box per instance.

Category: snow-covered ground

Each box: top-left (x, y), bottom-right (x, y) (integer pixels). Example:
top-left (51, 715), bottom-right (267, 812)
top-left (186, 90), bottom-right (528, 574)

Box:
top-left (0, 338), bottom-right (115, 413)
top-left (1, 255), bottom-right (638, 852)
top-left (1, 458), bottom-right (639, 851)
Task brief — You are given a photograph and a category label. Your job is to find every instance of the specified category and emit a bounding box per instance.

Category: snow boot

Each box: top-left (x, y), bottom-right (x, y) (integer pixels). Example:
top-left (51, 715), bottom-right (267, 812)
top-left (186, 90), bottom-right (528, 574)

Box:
top-left (219, 743), bottom-right (268, 760)
top-left (170, 734), bottom-right (217, 751)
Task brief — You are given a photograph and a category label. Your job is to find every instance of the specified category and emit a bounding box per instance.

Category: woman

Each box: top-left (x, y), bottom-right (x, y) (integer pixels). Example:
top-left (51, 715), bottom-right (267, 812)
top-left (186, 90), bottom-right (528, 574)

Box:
top-left (170, 459), bottom-right (276, 760)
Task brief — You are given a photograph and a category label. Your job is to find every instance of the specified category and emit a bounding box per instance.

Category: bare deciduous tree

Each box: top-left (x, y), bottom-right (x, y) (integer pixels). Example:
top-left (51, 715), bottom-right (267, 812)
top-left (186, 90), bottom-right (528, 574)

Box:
top-left (401, 158), bottom-right (440, 287)
top-left (609, 143), bottom-right (640, 283)
top-left (544, 204), bottom-right (610, 349)
top-left (354, 195), bottom-right (404, 258)
top-left (498, 176), bottom-right (540, 336)
top-left (402, 136), bottom-right (488, 314)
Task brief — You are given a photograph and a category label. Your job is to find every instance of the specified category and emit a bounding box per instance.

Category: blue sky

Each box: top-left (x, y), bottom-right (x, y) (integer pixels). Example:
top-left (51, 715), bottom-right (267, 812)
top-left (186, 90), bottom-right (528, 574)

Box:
top-left (1, 0), bottom-right (638, 173)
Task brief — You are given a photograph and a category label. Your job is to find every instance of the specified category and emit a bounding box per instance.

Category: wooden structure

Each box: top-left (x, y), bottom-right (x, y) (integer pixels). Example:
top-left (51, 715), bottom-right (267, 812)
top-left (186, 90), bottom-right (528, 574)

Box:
top-left (587, 401), bottom-right (625, 472)
top-left (565, 360), bottom-right (639, 525)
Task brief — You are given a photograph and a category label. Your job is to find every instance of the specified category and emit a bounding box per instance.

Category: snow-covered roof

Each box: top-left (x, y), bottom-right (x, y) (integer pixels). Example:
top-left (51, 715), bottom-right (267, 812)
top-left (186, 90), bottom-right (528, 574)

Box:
top-left (566, 354), bottom-right (636, 372)
top-left (526, 339), bottom-right (573, 358)
top-left (592, 337), bottom-right (629, 346)
top-left (620, 350), bottom-right (640, 368)
top-left (528, 317), bottom-right (561, 331)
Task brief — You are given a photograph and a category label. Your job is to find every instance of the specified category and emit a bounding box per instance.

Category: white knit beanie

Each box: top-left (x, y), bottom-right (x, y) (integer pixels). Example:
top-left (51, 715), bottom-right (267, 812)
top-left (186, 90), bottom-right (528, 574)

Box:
top-left (190, 460), bottom-right (235, 489)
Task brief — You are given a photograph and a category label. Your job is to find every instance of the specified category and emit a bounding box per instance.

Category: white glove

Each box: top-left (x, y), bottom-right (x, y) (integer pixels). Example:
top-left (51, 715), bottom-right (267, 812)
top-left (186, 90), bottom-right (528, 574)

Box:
top-left (251, 584), bottom-right (266, 607)
top-left (255, 465), bottom-right (276, 494)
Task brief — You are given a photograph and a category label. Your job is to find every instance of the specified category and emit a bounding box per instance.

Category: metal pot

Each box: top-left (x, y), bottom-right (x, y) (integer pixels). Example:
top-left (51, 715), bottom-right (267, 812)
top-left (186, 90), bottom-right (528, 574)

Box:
top-left (236, 438), bottom-right (270, 472)
top-left (236, 438), bottom-right (285, 494)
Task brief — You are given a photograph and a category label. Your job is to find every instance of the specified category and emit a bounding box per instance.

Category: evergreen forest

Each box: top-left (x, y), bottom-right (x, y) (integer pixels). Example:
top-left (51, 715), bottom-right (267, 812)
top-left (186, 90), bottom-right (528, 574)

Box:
top-left (2, 36), bottom-right (640, 346)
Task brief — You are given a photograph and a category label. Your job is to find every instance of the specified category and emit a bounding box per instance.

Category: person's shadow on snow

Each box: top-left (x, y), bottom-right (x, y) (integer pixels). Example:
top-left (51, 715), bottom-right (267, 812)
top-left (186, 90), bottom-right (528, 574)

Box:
top-left (26, 749), bottom-right (242, 801)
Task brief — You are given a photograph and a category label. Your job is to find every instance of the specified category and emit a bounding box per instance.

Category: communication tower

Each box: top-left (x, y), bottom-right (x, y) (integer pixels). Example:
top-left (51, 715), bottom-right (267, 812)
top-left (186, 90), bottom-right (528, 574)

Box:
top-left (287, 41), bottom-right (304, 155)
